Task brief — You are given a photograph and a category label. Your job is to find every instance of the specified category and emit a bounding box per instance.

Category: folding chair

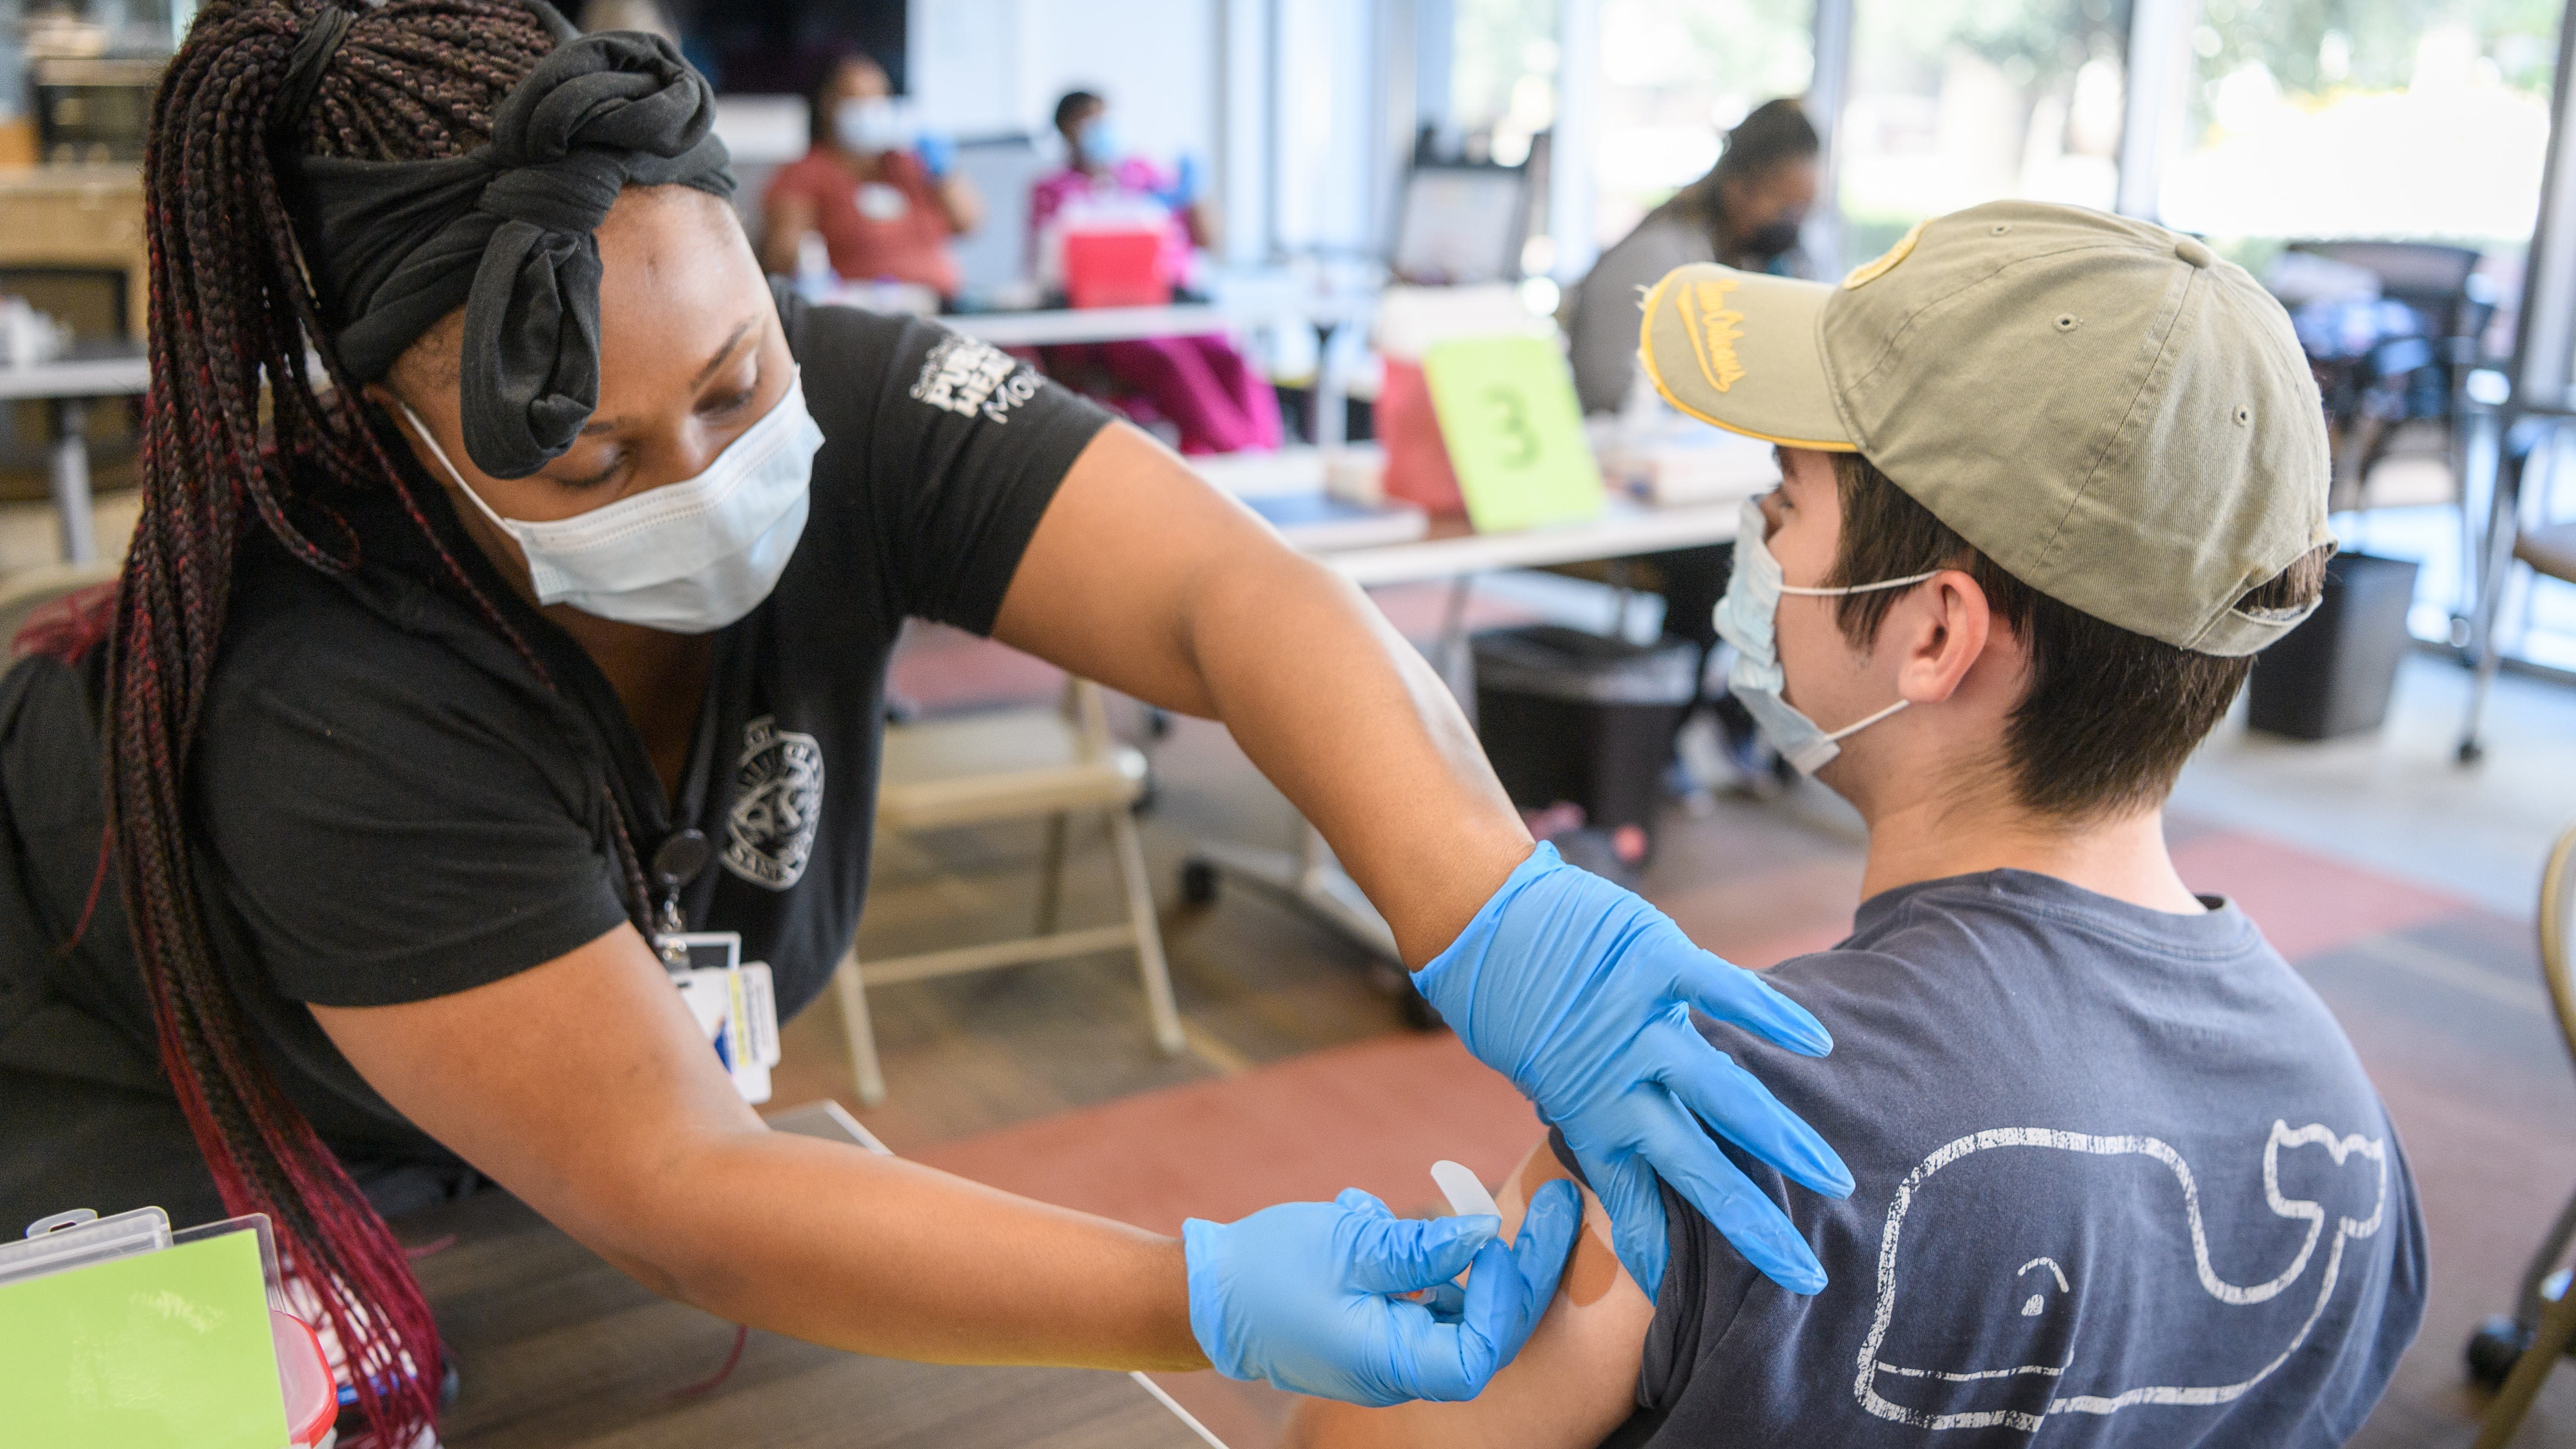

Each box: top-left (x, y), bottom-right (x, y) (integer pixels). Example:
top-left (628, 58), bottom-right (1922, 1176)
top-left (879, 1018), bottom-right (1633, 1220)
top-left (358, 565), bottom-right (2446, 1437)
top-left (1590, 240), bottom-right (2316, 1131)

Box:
top-left (2459, 415), bottom-right (2576, 762)
top-left (2465, 817), bottom-right (2576, 1444)
top-left (832, 678), bottom-right (1183, 1104)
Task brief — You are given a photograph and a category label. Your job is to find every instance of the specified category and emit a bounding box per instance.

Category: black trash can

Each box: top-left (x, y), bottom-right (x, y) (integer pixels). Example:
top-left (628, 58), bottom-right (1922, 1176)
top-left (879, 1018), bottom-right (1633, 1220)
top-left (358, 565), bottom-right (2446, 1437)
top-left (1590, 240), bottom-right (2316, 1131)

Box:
top-left (1472, 625), bottom-right (1699, 834)
top-left (2245, 552), bottom-right (2421, 740)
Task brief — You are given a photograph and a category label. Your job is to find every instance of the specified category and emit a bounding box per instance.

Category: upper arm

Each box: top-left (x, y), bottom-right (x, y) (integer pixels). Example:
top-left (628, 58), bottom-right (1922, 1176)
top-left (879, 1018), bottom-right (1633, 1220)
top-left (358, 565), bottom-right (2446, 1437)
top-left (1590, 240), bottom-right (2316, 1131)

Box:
top-left (990, 422), bottom-right (1308, 716)
top-left (311, 922), bottom-right (762, 1289)
top-left (1285, 1140), bottom-right (1654, 1449)
top-left (939, 173), bottom-right (984, 234)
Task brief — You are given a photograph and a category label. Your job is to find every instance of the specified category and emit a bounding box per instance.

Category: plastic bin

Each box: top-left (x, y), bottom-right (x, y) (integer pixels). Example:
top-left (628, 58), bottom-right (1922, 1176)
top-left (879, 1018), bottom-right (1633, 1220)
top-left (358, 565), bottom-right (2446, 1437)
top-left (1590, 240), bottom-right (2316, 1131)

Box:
top-left (2245, 552), bottom-right (2421, 740)
top-left (1472, 625), bottom-right (1699, 834)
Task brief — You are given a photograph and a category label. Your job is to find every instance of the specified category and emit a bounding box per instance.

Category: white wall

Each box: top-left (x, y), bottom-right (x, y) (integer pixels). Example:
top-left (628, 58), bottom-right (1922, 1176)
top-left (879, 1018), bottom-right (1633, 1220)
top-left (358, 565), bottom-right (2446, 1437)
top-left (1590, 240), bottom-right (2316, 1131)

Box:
top-left (1272, 0), bottom-right (1381, 253)
top-left (910, 0), bottom-right (1219, 169)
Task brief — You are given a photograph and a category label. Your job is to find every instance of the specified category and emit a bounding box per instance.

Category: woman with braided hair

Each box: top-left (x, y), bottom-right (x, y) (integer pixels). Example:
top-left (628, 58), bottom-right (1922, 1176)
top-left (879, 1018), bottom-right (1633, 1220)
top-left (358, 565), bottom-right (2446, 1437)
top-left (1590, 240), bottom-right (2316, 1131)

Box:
top-left (0, 3), bottom-right (1853, 1441)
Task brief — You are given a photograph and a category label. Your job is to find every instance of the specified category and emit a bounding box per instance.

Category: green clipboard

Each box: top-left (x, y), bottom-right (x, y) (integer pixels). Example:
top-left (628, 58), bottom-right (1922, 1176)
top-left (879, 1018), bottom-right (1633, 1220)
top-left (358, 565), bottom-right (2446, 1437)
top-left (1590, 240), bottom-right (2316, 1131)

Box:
top-left (0, 1209), bottom-right (294, 1449)
top-left (1421, 334), bottom-right (1606, 532)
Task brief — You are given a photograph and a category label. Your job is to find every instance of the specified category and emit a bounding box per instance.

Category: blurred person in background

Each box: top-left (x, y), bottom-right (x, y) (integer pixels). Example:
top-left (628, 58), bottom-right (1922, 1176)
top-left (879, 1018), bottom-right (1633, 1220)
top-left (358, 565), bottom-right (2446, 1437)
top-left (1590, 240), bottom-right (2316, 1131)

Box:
top-left (1557, 99), bottom-right (1823, 789)
top-left (1556, 99), bottom-right (1824, 789)
top-left (1029, 89), bottom-right (1281, 456)
top-left (762, 55), bottom-right (981, 301)
top-left (1566, 99), bottom-right (1821, 415)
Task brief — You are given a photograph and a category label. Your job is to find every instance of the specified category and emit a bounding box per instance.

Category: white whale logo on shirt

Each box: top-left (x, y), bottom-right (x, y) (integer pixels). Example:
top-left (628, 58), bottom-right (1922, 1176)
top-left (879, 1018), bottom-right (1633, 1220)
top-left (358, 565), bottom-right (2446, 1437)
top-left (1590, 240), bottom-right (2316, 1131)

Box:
top-left (1855, 1121), bottom-right (2390, 1432)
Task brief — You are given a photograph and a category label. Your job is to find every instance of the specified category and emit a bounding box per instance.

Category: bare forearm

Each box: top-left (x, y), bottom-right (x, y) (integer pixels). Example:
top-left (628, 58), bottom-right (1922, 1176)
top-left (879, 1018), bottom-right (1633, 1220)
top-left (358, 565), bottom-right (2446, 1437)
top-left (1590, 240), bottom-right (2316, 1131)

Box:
top-left (994, 426), bottom-right (1530, 966)
top-left (320, 939), bottom-right (1202, 1375)
top-left (584, 1128), bottom-right (1203, 1370)
top-left (938, 176), bottom-right (983, 234)
top-left (1181, 550), bottom-right (1530, 965)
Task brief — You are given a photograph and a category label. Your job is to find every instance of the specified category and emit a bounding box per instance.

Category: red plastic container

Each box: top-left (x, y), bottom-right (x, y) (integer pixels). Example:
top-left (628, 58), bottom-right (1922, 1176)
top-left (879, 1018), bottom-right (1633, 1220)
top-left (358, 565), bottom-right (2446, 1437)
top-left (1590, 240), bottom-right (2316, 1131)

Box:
top-left (273, 1308), bottom-right (339, 1447)
top-left (1064, 229), bottom-right (1170, 309)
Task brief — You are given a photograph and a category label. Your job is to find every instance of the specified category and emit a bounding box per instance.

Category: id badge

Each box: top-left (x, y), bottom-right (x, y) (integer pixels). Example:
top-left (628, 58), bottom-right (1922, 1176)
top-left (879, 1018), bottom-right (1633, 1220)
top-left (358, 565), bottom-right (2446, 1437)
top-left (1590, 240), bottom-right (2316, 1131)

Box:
top-left (666, 932), bottom-right (774, 1105)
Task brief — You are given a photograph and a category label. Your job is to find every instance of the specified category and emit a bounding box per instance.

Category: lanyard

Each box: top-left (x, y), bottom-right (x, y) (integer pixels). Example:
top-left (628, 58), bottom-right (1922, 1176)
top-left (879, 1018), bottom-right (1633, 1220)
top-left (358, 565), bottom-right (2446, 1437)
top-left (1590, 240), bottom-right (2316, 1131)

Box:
top-left (649, 672), bottom-right (728, 962)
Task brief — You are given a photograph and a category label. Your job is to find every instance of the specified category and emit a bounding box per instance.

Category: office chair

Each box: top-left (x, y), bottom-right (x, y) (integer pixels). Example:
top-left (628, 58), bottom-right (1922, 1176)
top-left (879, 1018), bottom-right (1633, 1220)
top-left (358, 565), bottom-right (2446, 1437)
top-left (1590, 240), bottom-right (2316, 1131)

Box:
top-left (2465, 817), bottom-right (2576, 1444)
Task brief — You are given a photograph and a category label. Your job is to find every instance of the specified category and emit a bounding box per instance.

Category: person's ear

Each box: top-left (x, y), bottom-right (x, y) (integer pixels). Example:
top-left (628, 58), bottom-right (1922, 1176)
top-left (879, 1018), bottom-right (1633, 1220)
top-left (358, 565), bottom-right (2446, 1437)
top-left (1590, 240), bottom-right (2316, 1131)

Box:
top-left (1891, 569), bottom-right (1993, 707)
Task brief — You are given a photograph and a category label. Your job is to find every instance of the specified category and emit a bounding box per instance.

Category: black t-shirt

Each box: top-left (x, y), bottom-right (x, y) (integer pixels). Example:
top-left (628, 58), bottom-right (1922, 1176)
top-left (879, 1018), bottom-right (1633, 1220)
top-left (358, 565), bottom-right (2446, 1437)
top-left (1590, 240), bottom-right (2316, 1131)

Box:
top-left (1565, 870), bottom-right (2426, 1448)
top-left (0, 296), bottom-right (1110, 1178)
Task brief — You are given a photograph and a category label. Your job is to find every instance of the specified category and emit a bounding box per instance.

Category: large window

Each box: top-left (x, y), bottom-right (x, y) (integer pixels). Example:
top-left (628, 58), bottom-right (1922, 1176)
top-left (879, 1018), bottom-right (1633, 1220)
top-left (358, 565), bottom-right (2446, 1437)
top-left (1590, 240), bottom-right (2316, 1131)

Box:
top-left (1593, 0), bottom-right (1816, 248)
top-left (2159, 0), bottom-right (2557, 248)
top-left (1451, 0), bottom-right (1563, 167)
top-left (1837, 0), bottom-right (2131, 267)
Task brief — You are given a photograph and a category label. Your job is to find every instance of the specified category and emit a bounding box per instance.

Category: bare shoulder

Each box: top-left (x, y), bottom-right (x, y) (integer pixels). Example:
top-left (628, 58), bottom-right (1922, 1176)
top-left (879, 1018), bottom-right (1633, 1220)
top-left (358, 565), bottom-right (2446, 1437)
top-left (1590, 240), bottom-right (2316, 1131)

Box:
top-left (1283, 1139), bottom-right (1655, 1449)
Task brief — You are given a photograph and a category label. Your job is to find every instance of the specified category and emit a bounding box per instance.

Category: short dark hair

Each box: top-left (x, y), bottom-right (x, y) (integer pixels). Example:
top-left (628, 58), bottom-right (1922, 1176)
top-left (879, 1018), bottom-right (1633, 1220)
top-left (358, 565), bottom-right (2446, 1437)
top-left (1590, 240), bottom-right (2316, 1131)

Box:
top-left (1054, 89), bottom-right (1104, 137)
top-left (1827, 452), bottom-right (2329, 822)
top-left (1714, 98), bottom-right (1819, 186)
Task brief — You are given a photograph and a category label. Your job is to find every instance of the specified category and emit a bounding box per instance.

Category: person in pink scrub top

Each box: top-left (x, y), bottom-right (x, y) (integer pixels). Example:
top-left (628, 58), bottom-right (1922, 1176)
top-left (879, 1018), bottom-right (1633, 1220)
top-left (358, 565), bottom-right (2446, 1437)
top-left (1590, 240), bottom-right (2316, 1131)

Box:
top-left (1028, 90), bottom-right (1282, 456)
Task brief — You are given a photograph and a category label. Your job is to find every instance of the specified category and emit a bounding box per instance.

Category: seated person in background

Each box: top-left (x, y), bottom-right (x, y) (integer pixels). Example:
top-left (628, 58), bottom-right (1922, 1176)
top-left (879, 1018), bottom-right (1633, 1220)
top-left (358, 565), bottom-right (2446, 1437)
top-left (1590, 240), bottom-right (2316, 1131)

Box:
top-left (1291, 203), bottom-right (2426, 1448)
top-left (1560, 100), bottom-right (1822, 783)
top-left (1027, 89), bottom-right (1281, 456)
top-left (762, 55), bottom-right (980, 301)
top-left (1564, 98), bottom-right (1818, 416)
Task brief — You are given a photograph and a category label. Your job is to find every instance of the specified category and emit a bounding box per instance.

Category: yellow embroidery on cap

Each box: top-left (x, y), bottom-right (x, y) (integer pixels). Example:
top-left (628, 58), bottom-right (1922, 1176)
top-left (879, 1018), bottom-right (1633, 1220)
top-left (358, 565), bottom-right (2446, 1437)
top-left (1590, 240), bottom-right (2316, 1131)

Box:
top-left (1841, 218), bottom-right (1927, 289)
top-left (1678, 277), bottom-right (1748, 392)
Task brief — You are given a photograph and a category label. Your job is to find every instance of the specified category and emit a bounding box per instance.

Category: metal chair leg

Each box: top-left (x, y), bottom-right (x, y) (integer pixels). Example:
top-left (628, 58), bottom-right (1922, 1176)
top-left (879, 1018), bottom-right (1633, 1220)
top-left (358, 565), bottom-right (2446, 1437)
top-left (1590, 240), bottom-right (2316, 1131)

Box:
top-left (2461, 423), bottom-right (2539, 763)
top-left (1108, 803), bottom-right (1185, 1055)
top-left (832, 943), bottom-right (888, 1106)
top-left (2477, 1275), bottom-right (2576, 1449)
top-left (1035, 811), bottom-right (1070, 936)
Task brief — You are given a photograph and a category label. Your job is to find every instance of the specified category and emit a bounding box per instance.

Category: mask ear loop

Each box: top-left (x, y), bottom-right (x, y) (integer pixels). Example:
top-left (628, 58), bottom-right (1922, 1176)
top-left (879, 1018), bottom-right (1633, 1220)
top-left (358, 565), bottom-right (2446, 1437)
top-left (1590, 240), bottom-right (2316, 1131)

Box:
top-left (1778, 570), bottom-right (1941, 598)
top-left (393, 398), bottom-right (523, 539)
top-left (1775, 570), bottom-right (1942, 744)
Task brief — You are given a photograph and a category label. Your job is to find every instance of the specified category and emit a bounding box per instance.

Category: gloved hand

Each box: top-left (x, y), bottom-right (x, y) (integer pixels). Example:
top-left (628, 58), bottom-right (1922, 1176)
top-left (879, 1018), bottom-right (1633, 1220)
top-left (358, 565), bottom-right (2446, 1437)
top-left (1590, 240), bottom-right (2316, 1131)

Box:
top-left (1152, 153), bottom-right (1202, 211)
top-left (1184, 1179), bottom-right (1582, 1405)
top-left (1416, 843), bottom-right (1852, 1301)
top-left (914, 132), bottom-right (956, 180)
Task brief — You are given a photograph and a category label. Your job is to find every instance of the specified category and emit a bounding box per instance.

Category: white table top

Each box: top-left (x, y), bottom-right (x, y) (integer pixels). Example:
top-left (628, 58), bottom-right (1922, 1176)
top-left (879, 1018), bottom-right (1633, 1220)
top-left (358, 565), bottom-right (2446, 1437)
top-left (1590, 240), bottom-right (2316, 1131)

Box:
top-left (942, 303), bottom-right (1271, 348)
top-left (1311, 497), bottom-right (1743, 588)
top-left (0, 352), bottom-right (150, 401)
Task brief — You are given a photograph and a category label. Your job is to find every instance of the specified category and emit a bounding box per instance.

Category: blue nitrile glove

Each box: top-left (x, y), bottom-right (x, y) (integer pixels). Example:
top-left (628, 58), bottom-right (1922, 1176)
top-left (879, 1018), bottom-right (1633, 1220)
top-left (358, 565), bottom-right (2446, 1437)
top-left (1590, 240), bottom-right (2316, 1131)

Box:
top-left (1184, 1180), bottom-right (1582, 1405)
top-left (914, 132), bottom-right (956, 180)
top-left (1152, 153), bottom-right (1203, 211)
top-left (1417, 843), bottom-right (1853, 1302)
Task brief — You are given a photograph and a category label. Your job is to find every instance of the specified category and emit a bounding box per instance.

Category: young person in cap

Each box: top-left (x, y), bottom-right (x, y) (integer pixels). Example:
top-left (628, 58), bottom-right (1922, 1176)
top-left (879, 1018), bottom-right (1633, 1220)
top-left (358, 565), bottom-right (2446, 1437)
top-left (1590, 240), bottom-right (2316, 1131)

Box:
top-left (1290, 201), bottom-right (2427, 1448)
top-left (0, 3), bottom-right (1861, 1442)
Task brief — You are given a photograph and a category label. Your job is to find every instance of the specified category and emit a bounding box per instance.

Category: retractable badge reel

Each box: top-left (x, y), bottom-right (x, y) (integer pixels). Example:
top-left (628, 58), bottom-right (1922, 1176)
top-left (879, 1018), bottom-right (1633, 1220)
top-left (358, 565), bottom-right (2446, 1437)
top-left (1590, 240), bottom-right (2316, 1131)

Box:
top-left (651, 828), bottom-right (781, 1104)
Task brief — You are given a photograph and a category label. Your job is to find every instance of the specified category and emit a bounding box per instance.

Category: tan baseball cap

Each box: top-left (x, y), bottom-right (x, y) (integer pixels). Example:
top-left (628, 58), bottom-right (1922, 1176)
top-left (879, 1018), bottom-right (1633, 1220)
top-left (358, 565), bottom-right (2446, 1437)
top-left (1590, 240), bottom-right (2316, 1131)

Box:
top-left (1637, 200), bottom-right (2334, 656)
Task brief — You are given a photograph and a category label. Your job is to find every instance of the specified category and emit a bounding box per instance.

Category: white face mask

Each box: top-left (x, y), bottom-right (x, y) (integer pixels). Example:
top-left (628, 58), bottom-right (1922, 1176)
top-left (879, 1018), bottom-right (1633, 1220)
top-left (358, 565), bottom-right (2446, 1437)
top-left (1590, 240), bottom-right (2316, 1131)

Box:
top-left (1714, 495), bottom-right (1938, 775)
top-left (834, 96), bottom-right (910, 155)
top-left (397, 372), bottom-right (826, 634)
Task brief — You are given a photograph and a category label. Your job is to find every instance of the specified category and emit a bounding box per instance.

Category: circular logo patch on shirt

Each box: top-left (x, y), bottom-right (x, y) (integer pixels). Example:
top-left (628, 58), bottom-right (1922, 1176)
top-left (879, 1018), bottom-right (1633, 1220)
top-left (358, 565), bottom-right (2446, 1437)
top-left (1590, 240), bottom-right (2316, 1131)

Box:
top-left (723, 714), bottom-right (824, 890)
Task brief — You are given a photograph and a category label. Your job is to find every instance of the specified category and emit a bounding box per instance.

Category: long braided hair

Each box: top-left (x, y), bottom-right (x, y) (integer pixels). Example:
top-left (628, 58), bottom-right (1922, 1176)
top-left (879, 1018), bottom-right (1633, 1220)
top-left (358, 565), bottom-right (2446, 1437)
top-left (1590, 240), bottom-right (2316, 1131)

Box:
top-left (111, 3), bottom-right (566, 1442)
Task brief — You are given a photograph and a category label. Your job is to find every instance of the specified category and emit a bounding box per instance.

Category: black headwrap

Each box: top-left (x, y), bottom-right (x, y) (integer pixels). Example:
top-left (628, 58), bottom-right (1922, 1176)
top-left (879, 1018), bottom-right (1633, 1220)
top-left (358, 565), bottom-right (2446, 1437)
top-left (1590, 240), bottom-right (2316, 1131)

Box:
top-left (290, 18), bottom-right (736, 478)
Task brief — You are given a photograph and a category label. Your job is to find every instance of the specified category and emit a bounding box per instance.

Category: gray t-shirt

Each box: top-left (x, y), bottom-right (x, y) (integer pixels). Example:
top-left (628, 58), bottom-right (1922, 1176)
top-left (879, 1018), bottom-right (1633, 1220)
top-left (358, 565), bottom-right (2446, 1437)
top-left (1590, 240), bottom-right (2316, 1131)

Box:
top-left (1573, 869), bottom-right (2425, 1447)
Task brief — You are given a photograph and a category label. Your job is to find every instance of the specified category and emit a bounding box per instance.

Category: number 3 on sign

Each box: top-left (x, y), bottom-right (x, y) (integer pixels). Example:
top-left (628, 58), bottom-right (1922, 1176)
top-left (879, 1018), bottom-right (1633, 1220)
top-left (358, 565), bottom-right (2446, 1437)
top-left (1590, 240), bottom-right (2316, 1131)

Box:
top-left (1422, 334), bottom-right (1604, 532)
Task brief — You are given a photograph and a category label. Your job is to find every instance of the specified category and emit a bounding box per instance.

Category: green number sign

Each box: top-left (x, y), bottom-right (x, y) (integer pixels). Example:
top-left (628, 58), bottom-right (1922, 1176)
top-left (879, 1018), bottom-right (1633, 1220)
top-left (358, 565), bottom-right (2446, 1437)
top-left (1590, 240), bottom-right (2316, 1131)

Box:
top-left (1421, 334), bottom-right (1604, 532)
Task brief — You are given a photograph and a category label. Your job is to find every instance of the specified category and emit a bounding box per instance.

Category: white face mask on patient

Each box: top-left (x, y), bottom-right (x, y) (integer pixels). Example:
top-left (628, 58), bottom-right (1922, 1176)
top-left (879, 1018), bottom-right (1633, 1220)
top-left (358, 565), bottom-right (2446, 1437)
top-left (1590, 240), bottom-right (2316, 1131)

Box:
top-left (396, 371), bottom-right (826, 634)
top-left (1714, 495), bottom-right (1938, 776)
